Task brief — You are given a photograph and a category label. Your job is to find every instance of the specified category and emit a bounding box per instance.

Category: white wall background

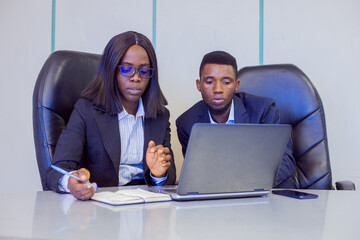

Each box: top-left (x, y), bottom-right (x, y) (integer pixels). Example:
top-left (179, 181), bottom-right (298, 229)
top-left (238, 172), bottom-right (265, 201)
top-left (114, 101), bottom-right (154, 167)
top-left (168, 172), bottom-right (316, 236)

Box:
top-left (264, 0), bottom-right (360, 185)
top-left (0, 0), bottom-right (51, 192)
top-left (0, 0), bottom-right (359, 193)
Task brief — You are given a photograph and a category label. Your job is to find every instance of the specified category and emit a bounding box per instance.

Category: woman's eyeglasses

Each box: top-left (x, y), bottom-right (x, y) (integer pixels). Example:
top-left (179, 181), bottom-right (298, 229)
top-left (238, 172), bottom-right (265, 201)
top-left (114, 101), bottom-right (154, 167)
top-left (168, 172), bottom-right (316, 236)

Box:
top-left (117, 65), bottom-right (154, 78)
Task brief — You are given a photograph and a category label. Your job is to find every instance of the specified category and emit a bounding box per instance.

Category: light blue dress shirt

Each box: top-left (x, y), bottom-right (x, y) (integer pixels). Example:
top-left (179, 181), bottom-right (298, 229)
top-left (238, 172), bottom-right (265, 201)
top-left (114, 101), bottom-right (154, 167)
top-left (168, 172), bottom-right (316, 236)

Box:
top-left (118, 98), bottom-right (167, 185)
top-left (208, 100), bottom-right (235, 124)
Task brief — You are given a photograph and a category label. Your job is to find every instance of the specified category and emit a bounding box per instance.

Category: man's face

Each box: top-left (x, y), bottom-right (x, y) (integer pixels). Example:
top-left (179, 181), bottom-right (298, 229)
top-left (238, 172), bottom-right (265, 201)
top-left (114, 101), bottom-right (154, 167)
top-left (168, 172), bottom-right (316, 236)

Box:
top-left (197, 63), bottom-right (240, 116)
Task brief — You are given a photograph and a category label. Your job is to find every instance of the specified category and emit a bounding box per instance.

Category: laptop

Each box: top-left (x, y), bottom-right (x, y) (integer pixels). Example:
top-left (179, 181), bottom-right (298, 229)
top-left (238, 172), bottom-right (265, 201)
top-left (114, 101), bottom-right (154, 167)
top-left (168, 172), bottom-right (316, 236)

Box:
top-left (150, 123), bottom-right (291, 201)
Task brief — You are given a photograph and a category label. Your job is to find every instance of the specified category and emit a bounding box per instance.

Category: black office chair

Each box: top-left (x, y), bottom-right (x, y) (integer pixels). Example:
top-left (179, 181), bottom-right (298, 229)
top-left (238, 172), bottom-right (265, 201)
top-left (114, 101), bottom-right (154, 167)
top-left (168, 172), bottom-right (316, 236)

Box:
top-left (237, 64), bottom-right (355, 190)
top-left (33, 50), bottom-right (101, 190)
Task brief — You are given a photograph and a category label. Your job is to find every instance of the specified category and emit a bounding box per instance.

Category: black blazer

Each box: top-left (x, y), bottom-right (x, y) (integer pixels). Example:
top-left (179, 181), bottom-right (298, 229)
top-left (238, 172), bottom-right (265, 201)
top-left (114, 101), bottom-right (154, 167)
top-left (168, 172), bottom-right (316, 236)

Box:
top-left (45, 98), bottom-right (176, 192)
top-left (176, 92), bottom-right (295, 187)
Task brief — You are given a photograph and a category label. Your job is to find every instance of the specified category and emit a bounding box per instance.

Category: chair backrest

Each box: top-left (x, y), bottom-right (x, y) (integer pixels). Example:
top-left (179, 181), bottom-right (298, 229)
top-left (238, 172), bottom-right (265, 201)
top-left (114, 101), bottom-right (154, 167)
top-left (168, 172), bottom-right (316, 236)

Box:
top-left (237, 64), bottom-right (332, 189)
top-left (33, 50), bottom-right (101, 190)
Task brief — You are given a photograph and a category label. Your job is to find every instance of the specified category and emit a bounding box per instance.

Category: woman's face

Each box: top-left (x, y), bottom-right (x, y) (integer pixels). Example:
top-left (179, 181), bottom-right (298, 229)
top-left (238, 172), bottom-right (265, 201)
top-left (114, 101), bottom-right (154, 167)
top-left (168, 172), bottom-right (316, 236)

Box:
top-left (116, 45), bottom-right (151, 115)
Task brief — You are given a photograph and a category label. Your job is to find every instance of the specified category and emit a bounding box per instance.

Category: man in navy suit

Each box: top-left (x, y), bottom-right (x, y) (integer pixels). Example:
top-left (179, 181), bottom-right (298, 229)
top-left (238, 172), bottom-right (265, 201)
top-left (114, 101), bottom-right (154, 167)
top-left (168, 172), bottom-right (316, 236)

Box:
top-left (176, 51), bottom-right (295, 187)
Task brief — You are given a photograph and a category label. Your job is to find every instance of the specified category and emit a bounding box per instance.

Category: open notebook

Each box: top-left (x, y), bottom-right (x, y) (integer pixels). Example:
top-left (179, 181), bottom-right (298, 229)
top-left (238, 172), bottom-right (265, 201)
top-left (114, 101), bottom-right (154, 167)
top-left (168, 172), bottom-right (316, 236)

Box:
top-left (151, 123), bottom-right (291, 201)
top-left (92, 188), bottom-right (171, 206)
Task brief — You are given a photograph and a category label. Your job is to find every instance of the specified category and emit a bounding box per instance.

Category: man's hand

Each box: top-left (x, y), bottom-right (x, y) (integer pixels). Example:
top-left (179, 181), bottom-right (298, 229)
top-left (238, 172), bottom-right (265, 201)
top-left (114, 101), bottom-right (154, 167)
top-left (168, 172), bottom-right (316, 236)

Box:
top-left (67, 168), bottom-right (97, 200)
top-left (146, 141), bottom-right (172, 177)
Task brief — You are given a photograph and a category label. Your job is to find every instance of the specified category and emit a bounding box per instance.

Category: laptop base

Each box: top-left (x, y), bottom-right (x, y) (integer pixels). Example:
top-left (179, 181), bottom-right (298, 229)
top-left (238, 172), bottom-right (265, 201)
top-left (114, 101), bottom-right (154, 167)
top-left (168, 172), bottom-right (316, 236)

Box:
top-left (170, 190), bottom-right (270, 201)
top-left (149, 186), bottom-right (269, 201)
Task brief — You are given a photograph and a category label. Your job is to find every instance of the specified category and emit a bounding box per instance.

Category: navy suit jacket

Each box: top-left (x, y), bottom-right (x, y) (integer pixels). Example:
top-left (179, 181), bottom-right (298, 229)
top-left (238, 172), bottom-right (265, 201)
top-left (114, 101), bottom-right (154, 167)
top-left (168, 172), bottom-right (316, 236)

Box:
top-left (45, 98), bottom-right (176, 192)
top-left (176, 92), bottom-right (295, 187)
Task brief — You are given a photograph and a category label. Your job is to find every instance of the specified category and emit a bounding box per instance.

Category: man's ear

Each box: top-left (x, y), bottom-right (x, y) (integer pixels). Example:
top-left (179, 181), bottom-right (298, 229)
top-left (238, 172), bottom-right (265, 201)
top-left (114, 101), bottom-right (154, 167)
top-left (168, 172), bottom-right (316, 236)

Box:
top-left (235, 79), bottom-right (240, 91)
top-left (196, 79), bottom-right (201, 92)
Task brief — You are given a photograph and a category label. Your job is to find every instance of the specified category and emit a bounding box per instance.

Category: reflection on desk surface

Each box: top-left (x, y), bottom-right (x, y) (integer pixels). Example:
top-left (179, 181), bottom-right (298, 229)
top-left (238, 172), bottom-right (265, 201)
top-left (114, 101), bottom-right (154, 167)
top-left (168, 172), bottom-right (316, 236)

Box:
top-left (0, 189), bottom-right (359, 240)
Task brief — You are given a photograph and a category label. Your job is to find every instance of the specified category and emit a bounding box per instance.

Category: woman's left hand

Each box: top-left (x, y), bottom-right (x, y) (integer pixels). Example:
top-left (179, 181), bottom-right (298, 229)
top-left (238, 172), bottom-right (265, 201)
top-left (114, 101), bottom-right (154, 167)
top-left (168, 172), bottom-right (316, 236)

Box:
top-left (146, 140), bottom-right (171, 177)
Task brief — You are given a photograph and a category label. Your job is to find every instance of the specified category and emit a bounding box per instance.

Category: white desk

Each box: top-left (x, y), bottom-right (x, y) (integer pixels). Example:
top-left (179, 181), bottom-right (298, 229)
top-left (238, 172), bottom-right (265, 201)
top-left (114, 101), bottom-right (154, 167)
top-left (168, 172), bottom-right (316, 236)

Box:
top-left (0, 188), bottom-right (359, 240)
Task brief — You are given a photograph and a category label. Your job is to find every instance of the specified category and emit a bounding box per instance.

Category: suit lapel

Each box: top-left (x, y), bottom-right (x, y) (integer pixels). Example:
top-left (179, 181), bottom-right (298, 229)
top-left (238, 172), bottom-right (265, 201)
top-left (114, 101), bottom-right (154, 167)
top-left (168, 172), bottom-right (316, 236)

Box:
top-left (95, 112), bottom-right (121, 170)
top-left (143, 117), bottom-right (164, 154)
top-left (197, 101), bottom-right (211, 123)
top-left (143, 119), bottom-right (151, 169)
top-left (234, 94), bottom-right (250, 123)
top-left (143, 117), bottom-right (165, 171)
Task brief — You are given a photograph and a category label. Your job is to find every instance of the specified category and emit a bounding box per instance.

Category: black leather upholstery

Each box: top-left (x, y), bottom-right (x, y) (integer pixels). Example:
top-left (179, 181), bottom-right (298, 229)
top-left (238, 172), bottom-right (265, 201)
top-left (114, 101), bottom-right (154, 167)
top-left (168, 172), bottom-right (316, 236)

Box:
top-left (237, 64), bottom-right (355, 190)
top-left (33, 51), bottom-right (101, 190)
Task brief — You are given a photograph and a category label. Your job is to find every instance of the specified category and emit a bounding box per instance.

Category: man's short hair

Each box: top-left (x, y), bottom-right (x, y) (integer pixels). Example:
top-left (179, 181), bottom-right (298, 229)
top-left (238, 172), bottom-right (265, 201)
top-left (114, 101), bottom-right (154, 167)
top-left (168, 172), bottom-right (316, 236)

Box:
top-left (199, 51), bottom-right (237, 78)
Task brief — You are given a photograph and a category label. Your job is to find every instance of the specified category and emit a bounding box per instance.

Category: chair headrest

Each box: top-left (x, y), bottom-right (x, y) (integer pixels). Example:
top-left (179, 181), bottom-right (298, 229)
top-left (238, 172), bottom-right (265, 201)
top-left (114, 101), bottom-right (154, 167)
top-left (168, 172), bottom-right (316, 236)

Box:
top-left (238, 64), bottom-right (323, 125)
top-left (36, 50), bottom-right (101, 122)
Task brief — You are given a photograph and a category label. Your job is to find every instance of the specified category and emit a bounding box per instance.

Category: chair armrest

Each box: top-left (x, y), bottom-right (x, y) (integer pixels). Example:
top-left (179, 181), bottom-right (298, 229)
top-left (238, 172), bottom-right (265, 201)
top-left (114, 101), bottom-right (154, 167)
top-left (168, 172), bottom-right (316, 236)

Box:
top-left (335, 180), bottom-right (356, 190)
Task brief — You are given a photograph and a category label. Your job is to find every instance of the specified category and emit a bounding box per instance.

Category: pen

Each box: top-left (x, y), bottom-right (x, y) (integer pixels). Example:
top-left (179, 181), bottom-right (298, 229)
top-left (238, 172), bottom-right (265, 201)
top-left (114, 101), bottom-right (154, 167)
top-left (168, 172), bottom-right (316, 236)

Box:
top-left (51, 165), bottom-right (99, 189)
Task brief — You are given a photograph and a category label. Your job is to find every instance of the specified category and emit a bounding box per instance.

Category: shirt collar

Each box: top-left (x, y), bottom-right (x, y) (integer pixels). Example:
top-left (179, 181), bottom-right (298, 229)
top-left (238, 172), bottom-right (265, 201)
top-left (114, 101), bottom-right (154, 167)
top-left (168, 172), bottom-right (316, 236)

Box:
top-left (118, 98), bottom-right (145, 120)
top-left (209, 99), bottom-right (235, 124)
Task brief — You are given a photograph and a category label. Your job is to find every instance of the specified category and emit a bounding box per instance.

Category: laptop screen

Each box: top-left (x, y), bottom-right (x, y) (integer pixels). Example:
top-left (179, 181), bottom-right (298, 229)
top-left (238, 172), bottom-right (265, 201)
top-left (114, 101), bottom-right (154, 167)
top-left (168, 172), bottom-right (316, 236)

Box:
top-left (177, 123), bottom-right (291, 195)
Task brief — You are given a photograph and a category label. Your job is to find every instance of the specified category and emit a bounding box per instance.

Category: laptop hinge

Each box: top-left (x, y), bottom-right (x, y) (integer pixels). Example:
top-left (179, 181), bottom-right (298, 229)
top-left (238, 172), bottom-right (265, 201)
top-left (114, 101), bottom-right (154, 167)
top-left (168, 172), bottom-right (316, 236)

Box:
top-left (254, 189), bottom-right (265, 192)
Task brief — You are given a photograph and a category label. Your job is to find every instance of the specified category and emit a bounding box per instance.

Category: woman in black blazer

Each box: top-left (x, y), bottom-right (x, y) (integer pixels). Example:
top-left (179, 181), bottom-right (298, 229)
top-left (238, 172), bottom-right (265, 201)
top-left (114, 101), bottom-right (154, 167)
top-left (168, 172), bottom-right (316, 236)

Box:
top-left (45, 31), bottom-right (176, 200)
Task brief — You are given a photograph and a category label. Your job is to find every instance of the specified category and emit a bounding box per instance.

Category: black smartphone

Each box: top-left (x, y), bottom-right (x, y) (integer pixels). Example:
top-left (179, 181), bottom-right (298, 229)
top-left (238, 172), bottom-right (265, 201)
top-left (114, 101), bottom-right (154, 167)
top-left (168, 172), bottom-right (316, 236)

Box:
top-left (272, 190), bottom-right (318, 199)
